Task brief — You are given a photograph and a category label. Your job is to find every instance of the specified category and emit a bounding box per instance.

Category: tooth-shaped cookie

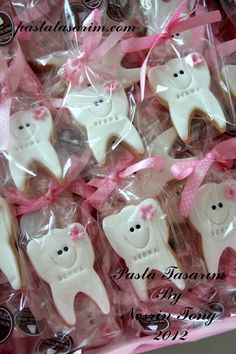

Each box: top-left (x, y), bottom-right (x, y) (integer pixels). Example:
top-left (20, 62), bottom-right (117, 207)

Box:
top-left (0, 197), bottom-right (21, 290)
top-left (103, 198), bottom-right (185, 301)
top-left (8, 107), bottom-right (62, 191)
top-left (148, 52), bottom-right (226, 143)
top-left (66, 83), bottom-right (144, 164)
top-left (189, 180), bottom-right (236, 273)
top-left (221, 65), bottom-right (236, 101)
top-left (27, 223), bottom-right (110, 325)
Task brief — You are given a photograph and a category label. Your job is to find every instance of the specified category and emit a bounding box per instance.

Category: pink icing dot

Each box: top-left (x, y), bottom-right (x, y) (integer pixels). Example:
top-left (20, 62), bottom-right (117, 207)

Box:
top-left (140, 204), bottom-right (156, 220)
top-left (32, 106), bottom-right (47, 120)
top-left (69, 224), bottom-right (85, 241)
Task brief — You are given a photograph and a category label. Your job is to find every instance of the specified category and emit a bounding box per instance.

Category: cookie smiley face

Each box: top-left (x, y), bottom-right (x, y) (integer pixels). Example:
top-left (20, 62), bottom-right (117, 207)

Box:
top-left (206, 201), bottom-right (229, 229)
top-left (11, 113), bottom-right (36, 141)
top-left (166, 60), bottom-right (192, 90)
top-left (67, 89), bottom-right (112, 119)
top-left (191, 182), bottom-right (236, 242)
top-left (88, 95), bottom-right (112, 117)
top-left (124, 211), bottom-right (150, 249)
top-left (47, 233), bottom-right (77, 269)
top-left (189, 180), bottom-right (236, 273)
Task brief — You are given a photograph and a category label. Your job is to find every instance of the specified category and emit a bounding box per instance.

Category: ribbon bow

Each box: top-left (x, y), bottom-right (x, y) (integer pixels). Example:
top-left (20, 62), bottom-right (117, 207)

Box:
top-left (171, 138), bottom-right (236, 217)
top-left (63, 9), bottom-right (125, 87)
top-left (121, 0), bottom-right (221, 101)
top-left (85, 151), bottom-right (165, 212)
top-left (0, 45), bottom-right (26, 151)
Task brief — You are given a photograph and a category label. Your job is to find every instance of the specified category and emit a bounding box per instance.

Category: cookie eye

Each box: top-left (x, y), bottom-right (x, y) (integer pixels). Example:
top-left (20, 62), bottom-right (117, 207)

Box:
top-left (176, 33), bottom-right (180, 36)
top-left (57, 250), bottom-right (63, 255)
top-left (18, 125), bottom-right (24, 130)
top-left (25, 123), bottom-right (30, 127)
top-left (218, 202), bottom-right (223, 208)
top-left (173, 73), bottom-right (178, 78)
top-left (130, 227), bottom-right (134, 232)
top-left (179, 70), bottom-right (184, 75)
top-left (64, 246), bottom-right (69, 252)
top-left (99, 99), bottom-right (103, 103)
top-left (136, 224), bottom-right (141, 229)
top-left (212, 205), bottom-right (216, 210)
top-left (90, 319), bottom-right (95, 325)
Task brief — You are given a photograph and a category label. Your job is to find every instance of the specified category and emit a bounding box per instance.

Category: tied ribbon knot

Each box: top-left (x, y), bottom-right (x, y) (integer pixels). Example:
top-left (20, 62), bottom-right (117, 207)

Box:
top-left (85, 151), bottom-right (165, 212)
top-left (121, 0), bottom-right (221, 101)
top-left (63, 9), bottom-right (125, 87)
top-left (171, 138), bottom-right (236, 217)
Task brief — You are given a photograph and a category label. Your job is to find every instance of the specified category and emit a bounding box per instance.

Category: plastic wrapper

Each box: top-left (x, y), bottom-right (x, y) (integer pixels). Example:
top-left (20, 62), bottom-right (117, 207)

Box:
top-left (0, 1), bottom-right (236, 354)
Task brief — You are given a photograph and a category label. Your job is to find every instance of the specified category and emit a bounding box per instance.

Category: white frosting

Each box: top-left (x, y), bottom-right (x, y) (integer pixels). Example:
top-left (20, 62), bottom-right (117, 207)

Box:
top-left (221, 65), bottom-right (236, 99)
top-left (8, 108), bottom-right (62, 191)
top-left (66, 84), bottom-right (144, 164)
top-left (0, 197), bottom-right (21, 290)
top-left (189, 180), bottom-right (236, 273)
top-left (103, 198), bottom-right (185, 301)
top-left (148, 53), bottom-right (226, 142)
top-left (27, 223), bottom-right (110, 325)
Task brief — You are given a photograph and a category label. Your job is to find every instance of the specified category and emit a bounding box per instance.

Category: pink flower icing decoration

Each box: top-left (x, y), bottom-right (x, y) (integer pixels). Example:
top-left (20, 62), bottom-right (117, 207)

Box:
top-left (224, 185), bottom-right (236, 200)
top-left (104, 80), bottom-right (120, 94)
top-left (190, 53), bottom-right (203, 67)
top-left (32, 106), bottom-right (47, 120)
top-left (140, 204), bottom-right (156, 220)
top-left (69, 224), bottom-right (85, 241)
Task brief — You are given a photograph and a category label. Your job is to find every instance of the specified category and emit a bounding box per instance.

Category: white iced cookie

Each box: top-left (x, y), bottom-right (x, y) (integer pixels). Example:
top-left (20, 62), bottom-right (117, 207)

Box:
top-left (221, 65), bottom-right (236, 101)
top-left (66, 83), bottom-right (144, 164)
top-left (0, 197), bottom-right (21, 290)
top-left (103, 198), bottom-right (185, 301)
top-left (148, 53), bottom-right (226, 142)
top-left (8, 107), bottom-right (62, 191)
top-left (189, 180), bottom-right (236, 274)
top-left (27, 223), bottom-right (110, 325)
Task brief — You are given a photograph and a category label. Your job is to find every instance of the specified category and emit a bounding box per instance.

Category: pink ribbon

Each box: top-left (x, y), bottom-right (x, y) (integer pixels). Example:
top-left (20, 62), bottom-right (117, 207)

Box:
top-left (121, 1), bottom-right (221, 101)
top-left (85, 152), bottom-right (165, 212)
top-left (0, 45), bottom-right (26, 150)
top-left (63, 9), bottom-right (125, 87)
top-left (170, 138), bottom-right (236, 217)
top-left (7, 152), bottom-right (94, 216)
